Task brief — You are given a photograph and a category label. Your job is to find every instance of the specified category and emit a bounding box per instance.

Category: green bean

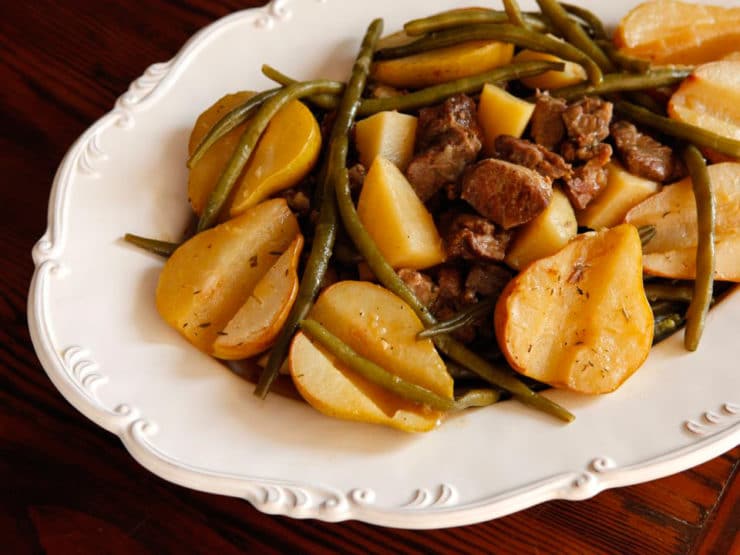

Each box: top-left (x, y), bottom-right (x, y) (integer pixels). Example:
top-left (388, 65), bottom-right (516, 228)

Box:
top-left (645, 283), bottom-right (694, 303)
top-left (561, 3), bottom-right (608, 40)
top-left (299, 319), bottom-right (455, 411)
top-left (265, 61), bottom-right (563, 117)
top-left (255, 19), bottom-right (383, 398)
top-left (187, 88), bottom-right (280, 169)
top-left (360, 60), bottom-right (563, 115)
top-left (454, 388), bottom-right (502, 410)
top-left (417, 297), bottom-right (497, 339)
top-left (651, 300), bottom-right (687, 318)
top-left (261, 65), bottom-right (338, 111)
top-left (197, 80), bottom-right (344, 232)
top-left (553, 68), bottom-right (692, 101)
top-left (503, 0), bottom-right (527, 28)
top-left (638, 224), bottom-right (656, 247)
top-left (403, 9), bottom-right (547, 36)
top-left (536, 0), bottom-right (614, 72)
top-left (375, 24), bottom-right (603, 85)
top-left (654, 313), bottom-right (684, 344)
top-left (625, 91), bottom-right (666, 116)
top-left (595, 40), bottom-right (650, 73)
top-left (334, 150), bottom-right (574, 422)
top-left (682, 145), bottom-right (716, 351)
top-left (614, 101), bottom-right (740, 159)
top-left (123, 233), bottom-right (179, 257)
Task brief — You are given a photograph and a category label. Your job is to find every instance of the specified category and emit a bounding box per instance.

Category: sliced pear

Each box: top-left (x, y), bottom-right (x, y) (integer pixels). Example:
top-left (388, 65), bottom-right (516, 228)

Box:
top-left (357, 157), bottom-right (446, 270)
top-left (514, 49), bottom-right (587, 90)
top-left (625, 162), bottom-right (740, 281)
top-left (156, 199), bottom-right (300, 353)
top-left (212, 235), bottom-right (303, 359)
top-left (307, 281), bottom-right (453, 399)
top-left (371, 40), bottom-right (514, 88)
top-left (668, 61), bottom-right (740, 162)
top-left (229, 100), bottom-right (321, 216)
top-left (495, 225), bottom-right (654, 394)
top-left (289, 332), bottom-right (442, 432)
top-left (188, 91), bottom-right (255, 217)
top-left (614, 1), bottom-right (740, 65)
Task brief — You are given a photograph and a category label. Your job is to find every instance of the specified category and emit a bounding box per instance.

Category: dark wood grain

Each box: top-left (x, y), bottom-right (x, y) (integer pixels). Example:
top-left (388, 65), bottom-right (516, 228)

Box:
top-left (1, 1), bottom-right (737, 553)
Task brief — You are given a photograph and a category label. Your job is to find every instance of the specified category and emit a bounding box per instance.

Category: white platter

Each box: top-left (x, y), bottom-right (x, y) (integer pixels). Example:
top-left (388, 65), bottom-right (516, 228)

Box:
top-left (29, 0), bottom-right (739, 528)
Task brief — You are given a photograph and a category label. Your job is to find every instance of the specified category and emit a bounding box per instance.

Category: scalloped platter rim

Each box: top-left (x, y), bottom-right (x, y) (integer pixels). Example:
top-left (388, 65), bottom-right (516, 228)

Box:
top-left (28, 0), bottom-right (739, 528)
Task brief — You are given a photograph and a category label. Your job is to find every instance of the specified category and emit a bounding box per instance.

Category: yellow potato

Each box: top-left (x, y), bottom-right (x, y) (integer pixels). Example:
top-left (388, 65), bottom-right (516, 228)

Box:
top-left (625, 162), bottom-right (740, 281)
top-left (614, 1), bottom-right (740, 65)
top-left (354, 111), bottom-right (418, 171)
top-left (495, 225), bottom-right (654, 394)
top-left (371, 41), bottom-right (514, 89)
top-left (156, 199), bottom-right (300, 353)
top-left (505, 188), bottom-right (577, 271)
top-left (357, 157), bottom-right (446, 270)
top-left (668, 61), bottom-right (740, 162)
top-left (477, 84), bottom-right (535, 155)
top-left (308, 281), bottom-right (453, 398)
top-left (212, 235), bottom-right (303, 359)
top-left (188, 91), bottom-right (255, 217)
top-left (577, 162), bottom-right (660, 230)
top-left (514, 50), bottom-right (587, 90)
top-left (229, 100), bottom-right (321, 216)
top-left (289, 332), bottom-right (443, 432)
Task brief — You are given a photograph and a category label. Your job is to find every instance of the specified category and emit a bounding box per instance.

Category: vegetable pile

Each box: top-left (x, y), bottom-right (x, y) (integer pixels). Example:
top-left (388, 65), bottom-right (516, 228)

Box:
top-left (126, 0), bottom-right (740, 432)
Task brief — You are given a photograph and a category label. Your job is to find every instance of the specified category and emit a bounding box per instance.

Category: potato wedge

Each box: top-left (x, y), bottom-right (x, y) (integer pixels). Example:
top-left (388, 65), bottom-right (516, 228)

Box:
top-left (212, 235), bottom-right (303, 359)
top-left (156, 199), bottom-right (300, 353)
top-left (577, 162), bottom-right (660, 230)
top-left (229, 100), bottom-right (321, 216)
top-left (495, 225), bottom-right (653, 394)
top-left (505, 188), bottom-right (577, 271)
top-left (307, 281), bottom-right (453, 398)
top-left (289, 332), bottom-right (442, 432)
top-left (614, 1), bottom-right (740, 65)
top-left (513, 50), bottom-right (587, 90)
top-left (354, 111), bottom-right (418, 171)
top-left (371, 40), bottom-right (514, 89)
top-left (477, 84), bottom-right (535, 155)
top-left (357, 157), bottom-right (446, 270)
top-left (625, 162), bottom-right (740, 281)
top-left (188, 91), bottom-right (255, 217)
top-left (668, 61), bottom-right (740, 162)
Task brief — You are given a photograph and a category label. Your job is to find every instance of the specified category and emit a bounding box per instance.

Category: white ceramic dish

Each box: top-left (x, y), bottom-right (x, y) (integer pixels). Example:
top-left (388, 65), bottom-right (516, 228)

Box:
top-left (29, 0), bottom-right (739, 528)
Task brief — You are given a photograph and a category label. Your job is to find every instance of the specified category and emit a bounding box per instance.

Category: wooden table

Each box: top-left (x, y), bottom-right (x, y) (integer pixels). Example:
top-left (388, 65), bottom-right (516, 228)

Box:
top-left (2, 1), bottom-right (737, 553)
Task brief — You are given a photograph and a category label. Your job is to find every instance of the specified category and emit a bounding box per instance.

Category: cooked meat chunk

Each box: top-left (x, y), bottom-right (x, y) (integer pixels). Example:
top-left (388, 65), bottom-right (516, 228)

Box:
top-left (463, 263), bottom-right (511, 303)
top-left (610, 120), bottom-right (681, 182)
top-left (443, 212), bottom-right (512, 261)
top-left (494, 135), bottom-right (572, 181)
top-left (405, 94), bottom-right (483, 201)
top-left (563, 143), bottom-right (612, 209)
top-left (461, 159), bottom-right (553, 229)
top-left (347, 163), bottom-right (366, 191)
top-left (398, 268), bottom-right (438, 307)
top-left (562, 97), bottom-right (613, 149)
top-left (436, 266), bottom-right (464, 303)
top-left (530, 93), bottom-right (567, 149)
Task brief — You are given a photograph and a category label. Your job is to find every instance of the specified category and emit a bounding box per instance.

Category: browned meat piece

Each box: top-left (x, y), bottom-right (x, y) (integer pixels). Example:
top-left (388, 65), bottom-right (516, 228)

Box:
top-left (530, 93), bottom-right (567, 149)
top-left (461, 159), bottom-right (553, 229)
top-left (562, 97), bottom-right (613, 149)
top-left (347, 163), bottom-right (366, 192)
top-left (610, 120), bottom-right (681, 182)
top-left (494, 135), bottom-right (572, 181)
top-left (405, 94), bottom-right (483, 201)
top-left (442, 212), bottom-right (512, 261)
top-left (462, 263), bottom-right (511, 303)
top-left (398, 268), bottom-right (438, 307)
top-left (563, 143), bottom-right (612, 209)
top-left (436, 266), bottom-right (464, 303)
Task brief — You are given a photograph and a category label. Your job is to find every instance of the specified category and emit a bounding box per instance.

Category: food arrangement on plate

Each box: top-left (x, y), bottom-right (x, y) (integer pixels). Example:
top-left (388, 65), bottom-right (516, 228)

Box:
top-left (126, 0), bottom-right (740, 432)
